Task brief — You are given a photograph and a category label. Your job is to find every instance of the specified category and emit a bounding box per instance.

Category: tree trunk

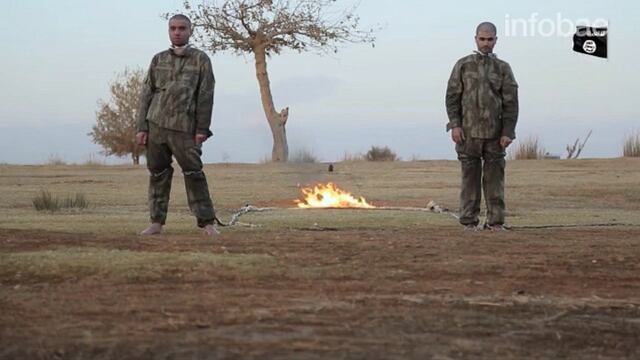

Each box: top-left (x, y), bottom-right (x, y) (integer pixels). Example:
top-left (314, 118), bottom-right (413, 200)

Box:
top-left (254, 46), bottom-right (289, 162)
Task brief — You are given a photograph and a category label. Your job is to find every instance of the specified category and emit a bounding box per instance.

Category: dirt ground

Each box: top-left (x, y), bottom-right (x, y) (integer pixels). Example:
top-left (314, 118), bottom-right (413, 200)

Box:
top-left (1, 160), bottom-right (640, 359)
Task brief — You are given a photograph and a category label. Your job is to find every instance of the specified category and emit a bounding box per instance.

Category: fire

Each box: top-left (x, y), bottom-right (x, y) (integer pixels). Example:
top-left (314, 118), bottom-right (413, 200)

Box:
top-left (295, 182), bottom-right (375, 209)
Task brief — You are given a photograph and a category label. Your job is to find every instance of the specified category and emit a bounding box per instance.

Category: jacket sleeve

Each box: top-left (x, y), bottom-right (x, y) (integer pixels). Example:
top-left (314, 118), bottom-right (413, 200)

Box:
top-left (195, 54), bottom-right (215, 136)
top-left (500, 63), bottom-right (519, 139)
top-left (445, 60), bottom-right (464, 132)
top-left (136, 56), bottom-right (157, 132)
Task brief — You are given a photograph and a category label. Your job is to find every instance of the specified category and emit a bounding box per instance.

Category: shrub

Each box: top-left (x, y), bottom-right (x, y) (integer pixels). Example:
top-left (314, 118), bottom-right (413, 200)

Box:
top-left (623, 131), bottom-right (640, 157)
top-left (289, 148), bottom-right (319, 163)
top-left (511, 135), bottom-right (545, 160)
top-left (365, 145), bottom-right (397, 162)
top-left (32, 190), bottom-right (90, 212)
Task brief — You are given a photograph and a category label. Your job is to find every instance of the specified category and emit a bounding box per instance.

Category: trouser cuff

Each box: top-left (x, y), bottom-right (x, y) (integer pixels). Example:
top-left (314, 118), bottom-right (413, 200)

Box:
top-left (150, 217), bottom-right (166, 225)
top-left (197, 218), bottom-right (215, 228)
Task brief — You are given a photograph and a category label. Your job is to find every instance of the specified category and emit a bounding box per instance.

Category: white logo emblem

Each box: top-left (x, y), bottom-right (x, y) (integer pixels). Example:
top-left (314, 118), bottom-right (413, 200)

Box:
top-left (583, 40), bottom-right (597, 54)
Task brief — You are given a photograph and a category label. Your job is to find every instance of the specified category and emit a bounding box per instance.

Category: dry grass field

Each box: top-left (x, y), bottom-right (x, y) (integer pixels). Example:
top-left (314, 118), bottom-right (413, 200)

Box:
top-left (1, 158), bottom-right (640, 359)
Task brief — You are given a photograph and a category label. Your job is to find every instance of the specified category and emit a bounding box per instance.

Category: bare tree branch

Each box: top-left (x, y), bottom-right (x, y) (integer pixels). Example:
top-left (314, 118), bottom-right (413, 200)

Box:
top-left (176, 0), bottom-right (377, 161)
top-left (181, 0), bottom-right (376, 55)
top-left (566, 130), bottom-right (593, 159)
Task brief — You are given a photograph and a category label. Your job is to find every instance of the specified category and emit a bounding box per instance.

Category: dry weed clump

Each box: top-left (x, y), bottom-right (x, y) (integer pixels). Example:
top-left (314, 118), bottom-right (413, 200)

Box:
top-left (511, 135), bottom-right (545, 160)
top-left (45, 154), bottom-right (67, 166)
top-left (32, 190), bottom-right (90, 212)
top-left (340, 151), bottom-right (364, 162)
top-left (623, 131), bottom-right (640, 157)
top-left (289, 148), bottom-right (319, 163)
top-left (81, 153), bottom-right (107, 166)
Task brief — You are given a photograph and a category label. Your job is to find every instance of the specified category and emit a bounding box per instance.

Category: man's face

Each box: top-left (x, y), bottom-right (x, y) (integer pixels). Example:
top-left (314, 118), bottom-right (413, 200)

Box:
top-left (475, 30), bottom-right (497, 54)
top-left (168, 19), bottom-right (191, 46)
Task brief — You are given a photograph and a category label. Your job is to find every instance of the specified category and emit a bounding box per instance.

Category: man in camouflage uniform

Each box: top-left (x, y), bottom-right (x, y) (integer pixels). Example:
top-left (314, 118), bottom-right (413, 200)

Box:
top-left (445, 22), bottom-right (519, 231)
top-left (135, 14), bottom-right (218, 236)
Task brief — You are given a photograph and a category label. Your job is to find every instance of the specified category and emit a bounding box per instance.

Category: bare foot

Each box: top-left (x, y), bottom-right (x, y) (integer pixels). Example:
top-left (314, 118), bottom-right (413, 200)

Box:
top-left (140, 223), bottom-right (163, 235)
top-left (487, 224), bottom-right (509, 232)
top-left (463, 224), bottom-right (479, 232)
top-left (203, 224), bottom-right (220, 237)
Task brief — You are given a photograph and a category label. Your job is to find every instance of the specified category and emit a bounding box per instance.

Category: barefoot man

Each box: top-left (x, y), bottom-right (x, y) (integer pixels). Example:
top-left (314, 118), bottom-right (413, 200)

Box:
top-left (445, 22), bottom-right (519, 231)
top-left (135, 14), bottom-right (218, 236)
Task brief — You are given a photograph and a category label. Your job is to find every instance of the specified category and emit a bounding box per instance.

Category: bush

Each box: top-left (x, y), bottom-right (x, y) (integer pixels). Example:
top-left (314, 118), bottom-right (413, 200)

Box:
top-left (511, 135), bottom-right (545, 160)
top-left (289, 148), bottom-right (319, 163)
top-left (32, 190), bottom-right (90, 212)
top-left (623, 131), bottom-right (640, 157)
top-left (365, 146), bottom-right (397, 162)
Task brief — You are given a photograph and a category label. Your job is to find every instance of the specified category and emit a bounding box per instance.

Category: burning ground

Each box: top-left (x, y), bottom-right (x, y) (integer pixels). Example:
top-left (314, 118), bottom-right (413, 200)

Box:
top-left (295, 182), bottom-right (376, 209)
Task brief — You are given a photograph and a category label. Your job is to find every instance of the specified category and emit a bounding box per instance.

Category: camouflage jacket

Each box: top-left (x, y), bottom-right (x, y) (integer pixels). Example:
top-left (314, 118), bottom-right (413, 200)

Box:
top-left (137, 46), bottom-right (214, 135)
top-left (445, 52), bottom-right (519, 139)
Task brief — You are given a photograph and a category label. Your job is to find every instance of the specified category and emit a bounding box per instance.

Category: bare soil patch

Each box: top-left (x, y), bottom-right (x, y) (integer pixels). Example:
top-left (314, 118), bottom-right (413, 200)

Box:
top-left (2, 225), bottom-right (639, 359)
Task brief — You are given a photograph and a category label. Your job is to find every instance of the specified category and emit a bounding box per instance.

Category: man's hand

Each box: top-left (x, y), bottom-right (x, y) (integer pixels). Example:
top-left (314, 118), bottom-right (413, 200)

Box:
top-left (135, 131), bottom-right (148, 146)
top-left (500, 136), bottom-right (513, 149)
top-left (451, 127), bottom-right (465, 144)
top-left (195, 134), bottom-right (208, 145)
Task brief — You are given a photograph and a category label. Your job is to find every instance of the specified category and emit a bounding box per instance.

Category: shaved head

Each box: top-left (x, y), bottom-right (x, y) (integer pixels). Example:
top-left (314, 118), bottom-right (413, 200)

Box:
top-left (169, 14), bottom-right (192, 27)
top-left (476, 22), bottom-right (497, 35)
top-left (168, 14), bottom-right (192, 47)
top-left (475, 22), bottom-right (498, 54)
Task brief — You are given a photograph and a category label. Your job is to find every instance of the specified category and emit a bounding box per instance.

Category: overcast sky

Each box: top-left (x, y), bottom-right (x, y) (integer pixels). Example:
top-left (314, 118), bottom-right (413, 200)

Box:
top-left (1, 0), bottom-right (638, 164)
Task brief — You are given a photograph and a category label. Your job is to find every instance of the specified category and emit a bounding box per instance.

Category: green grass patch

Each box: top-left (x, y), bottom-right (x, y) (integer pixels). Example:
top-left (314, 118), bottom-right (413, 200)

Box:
top-left (0, 248), bottom-right (277, 282)
top-left (241, 208), bottom-right (455, 230)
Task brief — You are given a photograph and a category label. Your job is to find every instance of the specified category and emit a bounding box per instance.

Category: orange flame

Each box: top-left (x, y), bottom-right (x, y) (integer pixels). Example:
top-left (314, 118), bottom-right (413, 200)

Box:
top-left (295, 182), bottom-right (375, 209)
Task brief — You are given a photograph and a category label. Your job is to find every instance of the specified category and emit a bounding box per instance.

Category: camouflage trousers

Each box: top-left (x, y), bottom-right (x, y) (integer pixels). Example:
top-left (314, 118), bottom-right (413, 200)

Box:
top-left (455, 138), bottom-right (506, 226)
top-left (146, 124), bottom-right (215, 228)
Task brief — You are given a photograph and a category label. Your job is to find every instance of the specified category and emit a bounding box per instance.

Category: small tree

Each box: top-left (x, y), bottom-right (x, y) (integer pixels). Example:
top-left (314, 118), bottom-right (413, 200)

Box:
top-left (89, 68), bottom-right (145, 165)
top-left (181, 0), bottom-right (375, 162)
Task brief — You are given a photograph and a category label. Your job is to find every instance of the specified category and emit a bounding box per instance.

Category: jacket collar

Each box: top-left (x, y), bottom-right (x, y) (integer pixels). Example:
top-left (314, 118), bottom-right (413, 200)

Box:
top-left (474, 50), bottom-right (497, 59)
top-left (169, 43), bottom-right (193, 57)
